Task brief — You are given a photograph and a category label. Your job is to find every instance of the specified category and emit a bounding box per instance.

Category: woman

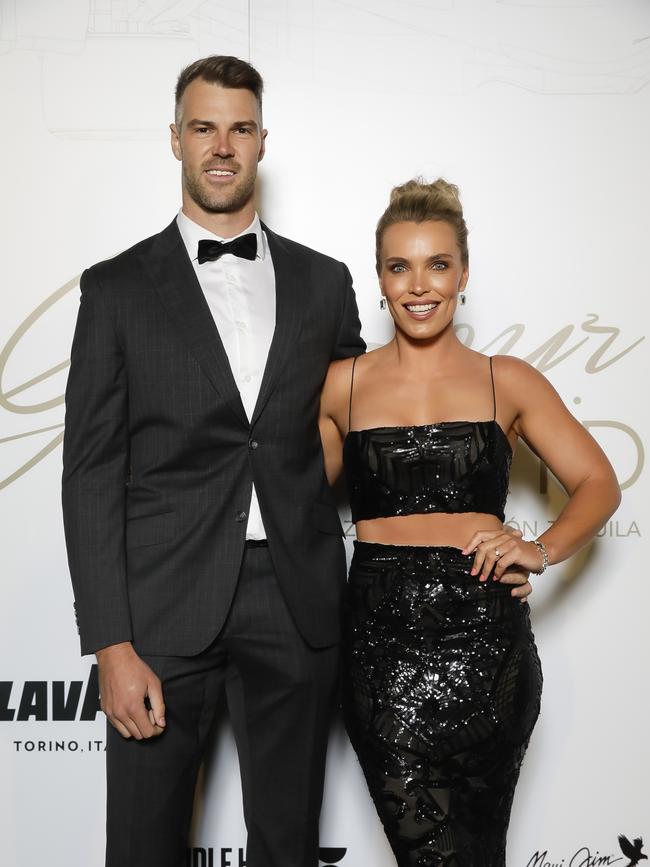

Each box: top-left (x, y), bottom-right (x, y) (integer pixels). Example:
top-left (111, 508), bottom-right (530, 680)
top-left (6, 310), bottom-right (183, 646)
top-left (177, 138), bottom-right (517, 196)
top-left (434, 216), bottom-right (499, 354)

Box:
top-left (319, 179), bottom-right (621, 866)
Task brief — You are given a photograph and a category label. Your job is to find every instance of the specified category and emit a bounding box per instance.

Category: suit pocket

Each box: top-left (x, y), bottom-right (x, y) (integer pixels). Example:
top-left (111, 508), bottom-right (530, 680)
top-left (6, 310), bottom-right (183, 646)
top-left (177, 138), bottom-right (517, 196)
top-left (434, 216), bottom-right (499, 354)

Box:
top-left (126, 512), bottom-right (178, 549)
top-left (312, 501), bottom-right (344, 536)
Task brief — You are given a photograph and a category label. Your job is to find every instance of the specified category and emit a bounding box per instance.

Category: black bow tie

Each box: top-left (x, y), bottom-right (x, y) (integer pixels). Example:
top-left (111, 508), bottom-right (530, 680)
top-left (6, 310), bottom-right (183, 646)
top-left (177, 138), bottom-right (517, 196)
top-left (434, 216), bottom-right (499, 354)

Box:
top-left (197, 233), bottom-right (257, 264)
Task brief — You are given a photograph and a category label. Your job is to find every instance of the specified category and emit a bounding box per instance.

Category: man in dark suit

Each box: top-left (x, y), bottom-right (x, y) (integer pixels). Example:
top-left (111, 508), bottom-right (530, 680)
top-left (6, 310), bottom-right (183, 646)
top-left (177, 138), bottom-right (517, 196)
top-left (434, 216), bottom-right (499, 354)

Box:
top-left (62, 55), bottom-right (365, 867)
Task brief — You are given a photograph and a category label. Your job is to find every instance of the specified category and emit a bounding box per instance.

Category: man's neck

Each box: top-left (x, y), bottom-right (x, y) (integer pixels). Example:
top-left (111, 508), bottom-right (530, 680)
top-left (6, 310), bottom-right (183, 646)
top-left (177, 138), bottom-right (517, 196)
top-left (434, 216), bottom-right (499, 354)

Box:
top-left (180, 201), bottom-right (257, 239)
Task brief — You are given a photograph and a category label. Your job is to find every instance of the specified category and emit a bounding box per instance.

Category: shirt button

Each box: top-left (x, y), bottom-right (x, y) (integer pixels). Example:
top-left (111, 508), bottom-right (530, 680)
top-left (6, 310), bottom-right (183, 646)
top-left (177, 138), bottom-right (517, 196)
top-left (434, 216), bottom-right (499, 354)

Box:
top-left (243, 375), bottom-right (252, 383)
top-left (249, 439), bottom-right (258, 450)
top-left (236, 320), bottom-right (246, 332)
top-left (235, 511), bottom-right (247, 522)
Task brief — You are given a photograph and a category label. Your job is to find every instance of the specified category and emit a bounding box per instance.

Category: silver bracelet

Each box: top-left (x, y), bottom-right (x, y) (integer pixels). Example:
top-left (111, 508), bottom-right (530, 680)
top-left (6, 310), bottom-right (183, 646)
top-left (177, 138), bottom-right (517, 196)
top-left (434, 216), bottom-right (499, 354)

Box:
top-left (531, 540), bottom-right (549, 575)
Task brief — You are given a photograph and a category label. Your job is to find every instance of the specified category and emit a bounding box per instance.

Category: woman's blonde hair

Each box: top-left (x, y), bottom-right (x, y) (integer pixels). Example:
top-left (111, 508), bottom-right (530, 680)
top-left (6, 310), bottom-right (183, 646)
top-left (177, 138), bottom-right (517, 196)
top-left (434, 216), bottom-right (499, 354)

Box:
top-left (375, 178), bottom-right (468, 272)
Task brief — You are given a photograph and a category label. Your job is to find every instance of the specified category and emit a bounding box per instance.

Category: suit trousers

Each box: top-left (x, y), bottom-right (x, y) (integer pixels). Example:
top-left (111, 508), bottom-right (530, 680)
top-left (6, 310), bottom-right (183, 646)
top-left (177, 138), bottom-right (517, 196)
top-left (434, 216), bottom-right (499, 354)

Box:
top-left (105, 545), bottom-right (340, 867)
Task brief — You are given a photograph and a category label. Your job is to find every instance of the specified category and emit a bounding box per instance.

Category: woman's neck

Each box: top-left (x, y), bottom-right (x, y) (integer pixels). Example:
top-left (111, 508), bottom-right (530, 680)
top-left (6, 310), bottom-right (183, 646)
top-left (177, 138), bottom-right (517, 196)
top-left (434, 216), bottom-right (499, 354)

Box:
top-left (390, 323), bottom-right (466, 375)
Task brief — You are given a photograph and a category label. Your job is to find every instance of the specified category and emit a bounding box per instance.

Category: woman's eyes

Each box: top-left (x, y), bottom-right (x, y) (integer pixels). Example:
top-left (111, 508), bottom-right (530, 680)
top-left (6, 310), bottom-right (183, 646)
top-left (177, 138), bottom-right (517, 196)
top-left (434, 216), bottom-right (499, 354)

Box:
top-left (389, 261), bottom-right (447, 273)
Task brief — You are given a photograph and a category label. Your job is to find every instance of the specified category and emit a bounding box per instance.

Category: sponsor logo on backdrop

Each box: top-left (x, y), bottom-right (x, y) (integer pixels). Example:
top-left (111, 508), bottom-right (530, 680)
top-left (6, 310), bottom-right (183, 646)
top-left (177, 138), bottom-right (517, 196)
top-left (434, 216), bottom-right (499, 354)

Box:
top-left (527, 833), bottom-right (646, 867)
top-left (0, 278), bottom-right (645, 496)
top-left (318, 849), bottom-right (347, 866)
top-left (345, 515), bottom-right (640, 541)
top-left (185, 847), bottom-right (347, 866)
top-left (1, 664), bottom-right (99, 721)
top-left (504, 518), bottom-right (640, 539)
top-left (186, 849), bottom-right (247, 867)
top-left (618, 836), bottom-right (647, 867)
top-left (1, 664), bottom-right (104, 754)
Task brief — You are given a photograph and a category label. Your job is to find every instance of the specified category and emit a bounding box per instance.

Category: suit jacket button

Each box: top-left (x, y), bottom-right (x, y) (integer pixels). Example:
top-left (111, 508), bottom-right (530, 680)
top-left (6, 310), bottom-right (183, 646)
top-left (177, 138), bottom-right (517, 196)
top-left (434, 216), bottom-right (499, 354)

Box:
top-left (249, 439), bottom-right (258, 450)
top-left (235, 511), bottom-right (247, 522)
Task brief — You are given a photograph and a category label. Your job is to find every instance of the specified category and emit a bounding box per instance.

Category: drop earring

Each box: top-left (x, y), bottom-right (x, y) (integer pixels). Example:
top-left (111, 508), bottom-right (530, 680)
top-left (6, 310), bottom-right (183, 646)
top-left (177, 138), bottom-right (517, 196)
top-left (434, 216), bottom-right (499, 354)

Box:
top-left (459, 292), bottom-right (466, 306)
top-left (379, 297), bottom-right (387, 310)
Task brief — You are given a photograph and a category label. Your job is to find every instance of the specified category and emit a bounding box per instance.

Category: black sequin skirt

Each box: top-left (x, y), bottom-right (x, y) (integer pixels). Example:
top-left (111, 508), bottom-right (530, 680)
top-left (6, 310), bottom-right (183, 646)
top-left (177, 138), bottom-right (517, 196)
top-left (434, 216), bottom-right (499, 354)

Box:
top-left (344, 542), bottom-right (543, 867)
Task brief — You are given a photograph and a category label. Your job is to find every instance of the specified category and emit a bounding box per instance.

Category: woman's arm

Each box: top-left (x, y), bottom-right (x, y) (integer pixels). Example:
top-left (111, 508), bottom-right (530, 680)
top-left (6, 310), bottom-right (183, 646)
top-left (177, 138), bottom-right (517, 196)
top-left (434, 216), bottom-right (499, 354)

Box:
top-left (318, 357), bottom-right (353, 486)
top-left (468, 355), bottom-right (621, 580)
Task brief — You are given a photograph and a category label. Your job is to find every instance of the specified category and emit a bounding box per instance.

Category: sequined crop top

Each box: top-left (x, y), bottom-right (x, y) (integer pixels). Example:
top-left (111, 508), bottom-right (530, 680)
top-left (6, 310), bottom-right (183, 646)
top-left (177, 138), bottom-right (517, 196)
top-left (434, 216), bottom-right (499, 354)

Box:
top-left (343, 356), bottom-right (512, 523)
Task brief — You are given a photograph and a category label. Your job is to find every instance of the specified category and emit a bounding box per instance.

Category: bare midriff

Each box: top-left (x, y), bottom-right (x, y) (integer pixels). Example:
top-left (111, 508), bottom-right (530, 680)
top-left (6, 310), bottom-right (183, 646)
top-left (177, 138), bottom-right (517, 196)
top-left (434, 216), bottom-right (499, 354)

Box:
top-left (356, 512), bottom-right (504, 549)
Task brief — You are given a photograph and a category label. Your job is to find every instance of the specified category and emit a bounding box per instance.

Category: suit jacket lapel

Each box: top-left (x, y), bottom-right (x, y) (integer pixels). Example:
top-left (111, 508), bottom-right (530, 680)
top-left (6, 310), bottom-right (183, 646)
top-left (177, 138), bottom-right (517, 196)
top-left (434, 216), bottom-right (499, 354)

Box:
top-left (251, 225), bottom-right (306, 426)
top-left (145, 220), bottom-right (248, 427)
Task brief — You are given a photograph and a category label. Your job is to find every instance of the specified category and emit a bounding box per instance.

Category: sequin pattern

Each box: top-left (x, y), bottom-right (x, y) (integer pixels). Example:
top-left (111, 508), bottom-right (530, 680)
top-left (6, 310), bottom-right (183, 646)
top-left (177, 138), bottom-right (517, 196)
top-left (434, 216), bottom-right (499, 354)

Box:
top-left (344, 542), bottom-right (543, 867)
top-left (344, 421), bottom-right (512, 524)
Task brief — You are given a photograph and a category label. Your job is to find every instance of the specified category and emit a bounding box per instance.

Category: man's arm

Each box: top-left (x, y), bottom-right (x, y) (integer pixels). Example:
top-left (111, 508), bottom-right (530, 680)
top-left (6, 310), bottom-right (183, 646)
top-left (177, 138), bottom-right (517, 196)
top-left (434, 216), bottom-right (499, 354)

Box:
top-left (332, 263), bottom-right (366, 360)
top-left (62, 268), bottom-right (132, 654)
top-left (62, 268), bottom-right (165, 739)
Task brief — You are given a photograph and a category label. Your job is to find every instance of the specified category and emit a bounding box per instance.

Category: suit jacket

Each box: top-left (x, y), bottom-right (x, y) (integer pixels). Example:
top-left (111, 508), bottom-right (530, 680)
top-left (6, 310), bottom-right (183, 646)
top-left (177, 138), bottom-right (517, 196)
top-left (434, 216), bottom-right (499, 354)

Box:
top-left (62, 219), bottom-right (365, 656)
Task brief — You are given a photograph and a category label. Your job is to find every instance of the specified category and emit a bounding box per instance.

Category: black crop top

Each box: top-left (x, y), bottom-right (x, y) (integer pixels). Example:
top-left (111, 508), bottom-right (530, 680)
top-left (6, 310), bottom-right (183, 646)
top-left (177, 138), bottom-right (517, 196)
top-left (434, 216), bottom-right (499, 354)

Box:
top-left (343, 357), bottom-right (512, 523)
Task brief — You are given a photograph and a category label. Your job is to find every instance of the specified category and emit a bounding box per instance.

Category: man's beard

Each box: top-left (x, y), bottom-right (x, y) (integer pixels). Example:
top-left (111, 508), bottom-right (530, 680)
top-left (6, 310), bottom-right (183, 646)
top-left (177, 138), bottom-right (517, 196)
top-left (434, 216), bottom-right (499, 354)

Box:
top-left (183, 164), bottom-right (256, 214)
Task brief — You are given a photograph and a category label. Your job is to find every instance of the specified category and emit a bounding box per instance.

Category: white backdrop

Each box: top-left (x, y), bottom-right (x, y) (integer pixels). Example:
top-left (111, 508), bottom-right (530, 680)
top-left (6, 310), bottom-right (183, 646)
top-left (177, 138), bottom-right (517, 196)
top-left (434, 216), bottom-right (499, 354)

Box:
top-left (1, 1), bottom-right (648, 866)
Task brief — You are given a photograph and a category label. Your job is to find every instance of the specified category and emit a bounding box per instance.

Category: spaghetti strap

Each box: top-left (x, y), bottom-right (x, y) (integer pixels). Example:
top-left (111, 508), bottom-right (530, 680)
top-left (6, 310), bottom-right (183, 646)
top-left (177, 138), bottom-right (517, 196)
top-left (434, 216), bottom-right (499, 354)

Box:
top-left (489, 356), bottom-right (497, 421)
top-left (348, 355), bottom-right (359, 433)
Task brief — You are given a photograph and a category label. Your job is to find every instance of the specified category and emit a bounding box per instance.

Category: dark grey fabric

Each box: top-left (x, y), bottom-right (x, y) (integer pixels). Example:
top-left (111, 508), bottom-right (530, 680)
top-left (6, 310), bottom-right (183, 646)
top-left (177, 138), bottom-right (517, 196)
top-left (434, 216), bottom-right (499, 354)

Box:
top-left (62, 219), bottom-right (365, 655)
top-left (105, 546), bottom-right (340, 867)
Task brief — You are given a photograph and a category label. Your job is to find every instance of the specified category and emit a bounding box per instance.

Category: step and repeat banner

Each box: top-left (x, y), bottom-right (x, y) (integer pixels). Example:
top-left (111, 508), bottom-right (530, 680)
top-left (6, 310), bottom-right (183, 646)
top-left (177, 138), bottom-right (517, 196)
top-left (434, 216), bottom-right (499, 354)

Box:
top-left (1, 1), bottom-right (648, 865)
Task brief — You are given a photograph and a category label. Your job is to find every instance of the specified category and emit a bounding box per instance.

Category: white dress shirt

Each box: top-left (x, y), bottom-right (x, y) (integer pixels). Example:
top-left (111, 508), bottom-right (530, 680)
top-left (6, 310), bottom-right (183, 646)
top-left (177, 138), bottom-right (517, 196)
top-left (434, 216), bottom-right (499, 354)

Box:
top-left (176, 210), bottom-right (276, 540)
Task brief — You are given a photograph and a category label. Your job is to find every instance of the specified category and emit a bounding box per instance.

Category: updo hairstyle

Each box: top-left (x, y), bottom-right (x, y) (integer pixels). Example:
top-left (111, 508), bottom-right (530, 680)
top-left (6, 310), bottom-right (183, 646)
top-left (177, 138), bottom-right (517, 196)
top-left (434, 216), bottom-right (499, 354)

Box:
top-left (375, 178), bottom-right (468, 272)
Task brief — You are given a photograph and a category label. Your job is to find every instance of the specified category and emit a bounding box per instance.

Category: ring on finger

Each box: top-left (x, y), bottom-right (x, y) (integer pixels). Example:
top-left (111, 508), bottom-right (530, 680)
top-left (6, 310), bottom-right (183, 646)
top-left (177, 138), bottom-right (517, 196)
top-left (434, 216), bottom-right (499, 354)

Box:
top-left (494, 548), bottom-right (501, 559)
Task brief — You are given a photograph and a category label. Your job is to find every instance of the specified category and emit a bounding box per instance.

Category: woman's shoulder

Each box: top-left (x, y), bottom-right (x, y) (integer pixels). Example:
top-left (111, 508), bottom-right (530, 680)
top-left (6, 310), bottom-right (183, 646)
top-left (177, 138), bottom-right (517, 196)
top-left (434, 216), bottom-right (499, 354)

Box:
top-left (325, 353), bottom-right (357, 382)
top-left (490, 353), bottom-right (546, 383)
top-left (489, 353), bottom-right (562, 406)
top-left (321, 354), bottom-right (359, 409)
top-left (322, 347), bottom-right (391, 415)
top-left (351, 343), bottom-right (394, 369)
top-left (325, 344), bottom-right (386, 379)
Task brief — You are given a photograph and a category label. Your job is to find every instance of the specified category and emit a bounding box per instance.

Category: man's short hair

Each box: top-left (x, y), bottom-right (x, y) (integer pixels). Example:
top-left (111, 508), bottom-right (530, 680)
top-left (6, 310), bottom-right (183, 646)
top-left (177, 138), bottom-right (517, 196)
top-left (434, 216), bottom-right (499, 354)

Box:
top-left (175, 55), bottom-right (264, 125)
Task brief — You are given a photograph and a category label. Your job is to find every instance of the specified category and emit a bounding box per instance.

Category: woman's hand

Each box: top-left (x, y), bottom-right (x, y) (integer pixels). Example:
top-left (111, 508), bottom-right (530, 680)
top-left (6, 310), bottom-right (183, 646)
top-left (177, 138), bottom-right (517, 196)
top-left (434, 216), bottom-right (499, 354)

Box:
top-left (462, 528), bottom-right (545, 589)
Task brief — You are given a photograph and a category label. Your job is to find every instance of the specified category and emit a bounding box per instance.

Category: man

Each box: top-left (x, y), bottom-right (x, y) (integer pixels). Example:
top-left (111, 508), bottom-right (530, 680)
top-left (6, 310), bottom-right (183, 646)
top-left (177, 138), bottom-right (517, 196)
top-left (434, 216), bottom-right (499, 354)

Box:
top-left (62, 55), bottom-right (364, 867)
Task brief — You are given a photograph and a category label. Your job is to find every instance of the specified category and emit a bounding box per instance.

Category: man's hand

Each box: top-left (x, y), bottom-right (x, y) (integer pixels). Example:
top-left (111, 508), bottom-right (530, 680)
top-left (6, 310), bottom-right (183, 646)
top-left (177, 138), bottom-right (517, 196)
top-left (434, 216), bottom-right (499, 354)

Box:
top-left (96, 642), bottom-right (166, 739)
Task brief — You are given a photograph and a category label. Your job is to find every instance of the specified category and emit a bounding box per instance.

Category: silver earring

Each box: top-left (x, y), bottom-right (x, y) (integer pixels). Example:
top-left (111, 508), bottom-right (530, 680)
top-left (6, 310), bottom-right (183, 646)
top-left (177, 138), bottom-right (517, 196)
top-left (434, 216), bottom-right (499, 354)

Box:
top-left (459, 292), bottom-right (466, 306)
top-left (379, 297), bottom-right (387, 310)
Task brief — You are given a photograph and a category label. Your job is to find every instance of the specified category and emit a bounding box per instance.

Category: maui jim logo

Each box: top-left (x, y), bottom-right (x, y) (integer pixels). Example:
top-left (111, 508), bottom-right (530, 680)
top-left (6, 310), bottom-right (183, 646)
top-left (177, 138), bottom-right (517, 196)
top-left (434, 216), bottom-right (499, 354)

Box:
top-left (527, 849), bottom-right (622, 867)
top-left (528, 835), bottom-right (646, 867)
top-left (0, 276), bottom-right (645, 489)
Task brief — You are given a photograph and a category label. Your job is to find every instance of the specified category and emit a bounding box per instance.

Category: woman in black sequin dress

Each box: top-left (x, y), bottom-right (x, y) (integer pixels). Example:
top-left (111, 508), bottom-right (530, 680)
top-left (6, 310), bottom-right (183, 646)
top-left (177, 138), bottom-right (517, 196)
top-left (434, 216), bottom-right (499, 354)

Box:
top-left (319, 179), bottom-right (621, 866)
